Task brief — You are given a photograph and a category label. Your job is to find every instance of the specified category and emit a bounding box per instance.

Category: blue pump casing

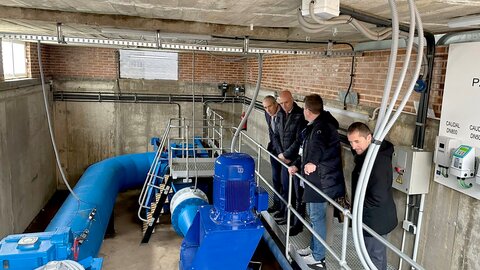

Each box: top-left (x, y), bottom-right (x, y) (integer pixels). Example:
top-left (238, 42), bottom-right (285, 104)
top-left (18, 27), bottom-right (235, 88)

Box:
top-left (179, 153), bottom-right (268, 270)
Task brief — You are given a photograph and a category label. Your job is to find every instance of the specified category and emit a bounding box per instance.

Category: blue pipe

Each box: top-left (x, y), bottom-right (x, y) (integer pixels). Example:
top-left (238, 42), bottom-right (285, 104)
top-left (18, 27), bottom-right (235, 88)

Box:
top-left (46, 152), bottom-right (155, 261)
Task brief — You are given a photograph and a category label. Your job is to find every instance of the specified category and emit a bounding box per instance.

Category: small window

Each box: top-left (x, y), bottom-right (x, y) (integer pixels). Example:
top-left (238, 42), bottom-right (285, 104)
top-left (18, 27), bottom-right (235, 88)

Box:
top-left (120, 50), bottom-right (178, 80)
top-left (1, 40), bottom-right (27, 79)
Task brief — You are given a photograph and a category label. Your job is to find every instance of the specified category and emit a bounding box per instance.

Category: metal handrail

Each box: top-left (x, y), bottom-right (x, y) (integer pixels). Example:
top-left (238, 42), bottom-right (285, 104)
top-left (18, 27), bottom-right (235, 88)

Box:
top-left (234, 128), bottom-right (424, 270)
top-left (137, 119), bottom-right (173, 222)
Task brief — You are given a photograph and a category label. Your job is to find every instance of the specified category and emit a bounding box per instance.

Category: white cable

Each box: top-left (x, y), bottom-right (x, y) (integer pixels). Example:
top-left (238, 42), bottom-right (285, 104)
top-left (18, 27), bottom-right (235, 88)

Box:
top-left (191, 51), bottom-right (199, 191)
top-left (352, 1), bottom-right (425, 269)
top-left (37, 41), bottom-right (80, 201)
top-left (230, 54), bottom-right (263, 152)
top-left (349, 19), bottom-right (393, 40)
top-left (376, 0), bottom-right (417, 137)
top-left (373, 0), bottom-right (399, 135)
top-left (353, 0), bottom-right (400, 268)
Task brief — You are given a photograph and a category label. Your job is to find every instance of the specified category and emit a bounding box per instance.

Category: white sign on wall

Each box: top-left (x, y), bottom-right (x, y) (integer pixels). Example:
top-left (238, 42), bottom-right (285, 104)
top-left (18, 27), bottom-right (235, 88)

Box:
top-left (435, 41), bottom-right (480, 199)
top-left (439, 43), bottom-right (480, 143)
top-left (120, 50), bottom-right (178, 80)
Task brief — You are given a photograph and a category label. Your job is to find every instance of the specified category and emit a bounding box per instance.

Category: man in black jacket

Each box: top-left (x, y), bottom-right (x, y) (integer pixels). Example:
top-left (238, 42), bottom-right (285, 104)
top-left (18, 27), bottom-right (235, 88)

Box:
top-left (273, 90), bottom-right (307, 230)
top-left (262, 95), bottom-right (284, 214)
top-left (289, 94), bottom-right (345, 269)
top-left (347, 122), bottom-right (397, 270)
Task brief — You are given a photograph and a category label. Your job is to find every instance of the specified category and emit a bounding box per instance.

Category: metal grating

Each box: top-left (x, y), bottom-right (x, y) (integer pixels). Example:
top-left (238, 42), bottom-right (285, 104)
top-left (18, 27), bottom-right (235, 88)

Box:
top-left (170, 157), bottom-right (216, 179)
top-left (254, 144), bottom-right (396, 270)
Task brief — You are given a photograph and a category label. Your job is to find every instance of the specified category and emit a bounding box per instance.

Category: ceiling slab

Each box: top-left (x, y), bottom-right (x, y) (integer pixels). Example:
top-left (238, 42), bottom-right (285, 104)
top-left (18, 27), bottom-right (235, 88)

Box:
top-left (0, 0), bottom-right (479, 47)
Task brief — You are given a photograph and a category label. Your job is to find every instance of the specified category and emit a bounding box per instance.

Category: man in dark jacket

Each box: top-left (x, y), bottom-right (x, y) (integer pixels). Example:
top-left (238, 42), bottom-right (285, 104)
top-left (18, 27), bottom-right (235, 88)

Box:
top-left (262, 95), bottom-right (284, 214)
top-left (288, 94), bottom-right (345, 269)
top-left (347, 122), bottom-right (397, 270)
top-left (273, 91), bottom-right (307, 230)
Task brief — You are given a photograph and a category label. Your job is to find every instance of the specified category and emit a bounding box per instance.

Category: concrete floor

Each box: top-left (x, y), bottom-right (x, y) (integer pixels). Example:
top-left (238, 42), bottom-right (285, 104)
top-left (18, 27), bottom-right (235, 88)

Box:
top-left (99, 190), bottom-right (182, 269)
top-left (97, 189), bottom-right (281, 270)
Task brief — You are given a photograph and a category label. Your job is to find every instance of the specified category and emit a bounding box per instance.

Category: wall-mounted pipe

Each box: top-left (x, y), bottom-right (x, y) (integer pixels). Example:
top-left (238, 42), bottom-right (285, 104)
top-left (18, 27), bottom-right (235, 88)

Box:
top-left (46, 152), bottom-right (155, 260)
top-left (412, 32), bottom-right (436, 150)
top-left (53, 91), bottom-right (240, 104)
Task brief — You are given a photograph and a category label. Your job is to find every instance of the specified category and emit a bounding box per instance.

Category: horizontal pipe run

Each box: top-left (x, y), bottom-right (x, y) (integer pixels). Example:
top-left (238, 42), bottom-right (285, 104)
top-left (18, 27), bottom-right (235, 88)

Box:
top-left (46, 152), bottom-right (155, 261)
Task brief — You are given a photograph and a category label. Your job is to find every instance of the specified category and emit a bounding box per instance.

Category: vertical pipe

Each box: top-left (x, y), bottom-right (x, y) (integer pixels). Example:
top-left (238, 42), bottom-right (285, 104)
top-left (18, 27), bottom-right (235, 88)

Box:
top-left (256, 146), bottom-right (261, 185)
top-left (220, 119), bottom-right (224, 154)
top-left (412, 33), bottom-right (436, 149)
top-left (412, 194), bottom-right (426, 264)
top-left (341, 214), bottom-right (350, 266)
top-left (285, 173), bottom-right (293, 261)
top-left (399, 194), bottom-right (411, 270)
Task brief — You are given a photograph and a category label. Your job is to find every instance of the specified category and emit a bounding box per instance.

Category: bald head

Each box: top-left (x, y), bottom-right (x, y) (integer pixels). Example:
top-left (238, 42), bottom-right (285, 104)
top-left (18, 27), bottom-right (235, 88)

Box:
top-left (278, 90), bottom-right (294, 112)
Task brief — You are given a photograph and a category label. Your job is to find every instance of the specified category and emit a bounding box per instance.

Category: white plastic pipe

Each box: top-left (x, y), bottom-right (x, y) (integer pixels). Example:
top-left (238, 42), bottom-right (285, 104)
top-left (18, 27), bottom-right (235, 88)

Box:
top-left (230, 54), bottom-right (263, 152)
top-left (352, 0), bottom-right (425, 269)
top-left (412, 194), bottom-right (426, 264)
top-left (398, 194), bottom-right (411, 270)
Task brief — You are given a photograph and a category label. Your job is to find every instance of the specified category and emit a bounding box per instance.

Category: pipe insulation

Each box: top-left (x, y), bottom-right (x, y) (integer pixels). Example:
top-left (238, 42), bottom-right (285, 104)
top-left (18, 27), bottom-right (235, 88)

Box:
top-left (45, 152), bottom-right (155, 261)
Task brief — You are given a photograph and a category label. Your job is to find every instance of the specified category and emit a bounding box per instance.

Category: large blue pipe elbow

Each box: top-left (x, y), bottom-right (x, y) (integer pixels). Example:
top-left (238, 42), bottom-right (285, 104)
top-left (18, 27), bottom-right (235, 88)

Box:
top-left (46, 152), bottom-right (155, 261)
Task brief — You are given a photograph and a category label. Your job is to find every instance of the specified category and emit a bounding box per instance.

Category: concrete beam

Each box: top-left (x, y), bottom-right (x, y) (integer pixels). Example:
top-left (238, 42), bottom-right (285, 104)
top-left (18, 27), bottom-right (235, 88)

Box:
top-left (0, 6), bottom-right (291, 40)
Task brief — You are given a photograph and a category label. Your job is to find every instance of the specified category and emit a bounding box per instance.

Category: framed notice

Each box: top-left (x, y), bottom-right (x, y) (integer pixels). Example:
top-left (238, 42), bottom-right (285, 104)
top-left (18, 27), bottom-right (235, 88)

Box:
top-left (120, 50), bottom-right (178, 80)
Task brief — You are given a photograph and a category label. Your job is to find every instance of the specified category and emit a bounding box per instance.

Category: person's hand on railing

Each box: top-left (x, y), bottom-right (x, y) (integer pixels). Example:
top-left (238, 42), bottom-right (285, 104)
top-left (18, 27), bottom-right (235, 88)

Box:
top-left (288, 165), bottom-right (298, 175)
top-left (278, 153), bottom-right (291, 164)
top-left (304, 163), bottom-right (317, 175)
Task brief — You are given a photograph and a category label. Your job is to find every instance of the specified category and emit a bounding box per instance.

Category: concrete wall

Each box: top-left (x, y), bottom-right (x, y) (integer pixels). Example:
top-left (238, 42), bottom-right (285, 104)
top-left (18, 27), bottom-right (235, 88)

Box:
top-left (0, 80), bottom-right (56, 238)
top-left (52, 79), bottom-right (241, 185)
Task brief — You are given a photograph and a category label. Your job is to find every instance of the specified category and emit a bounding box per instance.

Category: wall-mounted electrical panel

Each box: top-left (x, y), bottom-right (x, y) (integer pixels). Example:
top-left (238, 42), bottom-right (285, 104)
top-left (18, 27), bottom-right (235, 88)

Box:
top-left (392, 146), bottom-right (433, 195)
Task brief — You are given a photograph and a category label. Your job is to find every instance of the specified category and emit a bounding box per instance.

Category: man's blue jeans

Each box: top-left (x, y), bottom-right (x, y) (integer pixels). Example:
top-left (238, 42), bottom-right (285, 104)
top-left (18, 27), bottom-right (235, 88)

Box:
top-left (307, 202), bottom-right (327, 261)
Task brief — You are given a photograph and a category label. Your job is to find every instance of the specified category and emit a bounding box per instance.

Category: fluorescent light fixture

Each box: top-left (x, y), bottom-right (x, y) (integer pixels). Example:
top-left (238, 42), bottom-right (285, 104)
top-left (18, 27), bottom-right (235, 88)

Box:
top-left (100, 28), bottom-right (211, 40)
top-left (448, 15), bottom-right (480, 28)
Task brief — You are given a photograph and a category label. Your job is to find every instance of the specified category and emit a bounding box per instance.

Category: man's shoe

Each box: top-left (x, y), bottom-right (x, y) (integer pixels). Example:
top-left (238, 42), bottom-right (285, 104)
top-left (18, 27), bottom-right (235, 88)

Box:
top-left (297, 246), bottom-right (312, 256)
top-left (289, 225), bottom-right (303, 236)
top-left (267, 206), bottom-right (280, 213)
top-left (273, 212), bottom-right (285, 220)
top-left (304, 255), bottom-right (326, 269)
top-left (276, 218), bottom-right (287, 225)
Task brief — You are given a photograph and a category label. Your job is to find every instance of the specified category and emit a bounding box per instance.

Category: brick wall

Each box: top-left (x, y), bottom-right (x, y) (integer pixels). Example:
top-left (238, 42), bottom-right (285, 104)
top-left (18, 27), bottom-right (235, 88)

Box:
top-left (31, 45), bottom-right (247, 84)
top-left (24, 43), bottom-right (448, 116)
top-left (26, 42), bottom-right (49, 78)
top-left (32, 45), bottom-right (118, 79)
top-left (178, 53), bottom-right (246, 84)
top-left (247, 47), bottom-right (448, 116)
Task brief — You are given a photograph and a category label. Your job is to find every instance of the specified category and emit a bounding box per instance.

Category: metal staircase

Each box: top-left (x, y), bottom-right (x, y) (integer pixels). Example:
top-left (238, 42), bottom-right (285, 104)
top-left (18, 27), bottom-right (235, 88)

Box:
top-left (137, 111), bottom-right (226, 240)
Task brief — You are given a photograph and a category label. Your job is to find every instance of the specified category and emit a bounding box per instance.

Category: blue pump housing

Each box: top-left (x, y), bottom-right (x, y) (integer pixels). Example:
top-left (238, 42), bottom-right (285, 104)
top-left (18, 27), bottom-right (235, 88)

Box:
top-left (179, 153), bottom-right (268, 270)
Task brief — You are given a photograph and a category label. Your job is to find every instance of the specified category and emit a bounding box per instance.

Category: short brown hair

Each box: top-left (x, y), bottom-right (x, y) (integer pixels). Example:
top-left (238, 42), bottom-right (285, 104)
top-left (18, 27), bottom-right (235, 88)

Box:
top-left (304, 94), bottom-right (323, 114)
top-left (347, 122), bottom-right (372, 137)
top-left (263, 95), bottom-right (277, 104)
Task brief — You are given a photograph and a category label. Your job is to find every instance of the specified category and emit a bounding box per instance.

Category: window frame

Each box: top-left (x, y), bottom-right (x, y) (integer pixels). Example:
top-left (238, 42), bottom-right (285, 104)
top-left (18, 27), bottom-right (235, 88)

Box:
top-left (1, 40), bottom-right (27, 80)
